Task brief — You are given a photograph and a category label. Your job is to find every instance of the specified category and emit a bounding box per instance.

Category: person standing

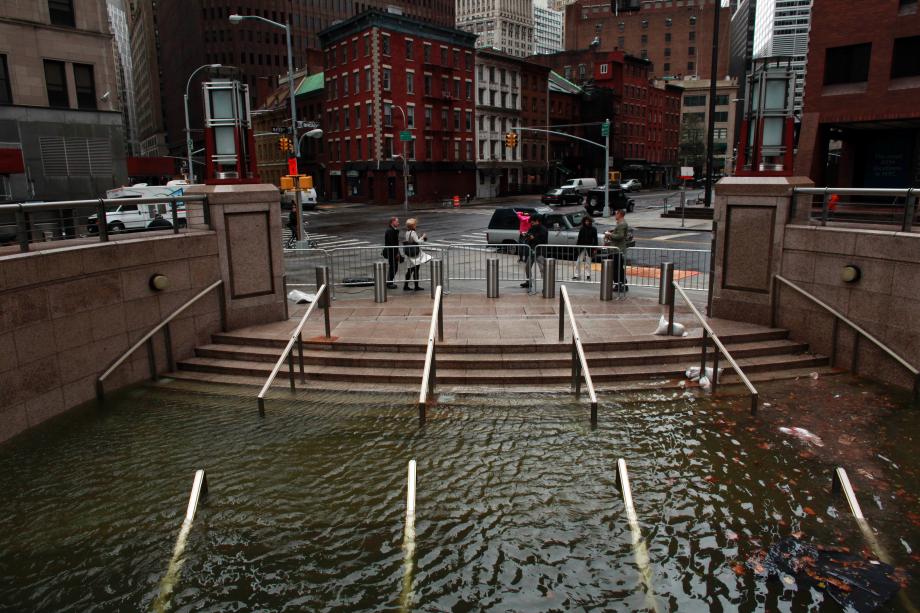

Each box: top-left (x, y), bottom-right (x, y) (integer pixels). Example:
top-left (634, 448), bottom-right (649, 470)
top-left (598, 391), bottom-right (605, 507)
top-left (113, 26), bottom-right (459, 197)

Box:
top-left (573, 216), bottom-right (597, 280)
top-left (603, 209), bottom-right (631, 291)
top-left (384, 216), bottom-right (402, 289)
top-left (521, 215), bottom-right (548, 289)
top-left (402, 218), bottom-right (431, 291)
top-left (515, 209), bottom-right (532, 262)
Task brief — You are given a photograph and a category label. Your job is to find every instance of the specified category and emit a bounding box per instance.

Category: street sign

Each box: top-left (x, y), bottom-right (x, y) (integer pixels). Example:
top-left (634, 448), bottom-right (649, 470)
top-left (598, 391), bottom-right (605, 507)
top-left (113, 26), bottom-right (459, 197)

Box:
top-left (297, 121), bottom-right (319, 129)
top-left (272, 127), bottom-right (291, 135)
top-left (399, 131), bottom-right (413, 141)
top-left (601, 121), bottom-right (610, 137)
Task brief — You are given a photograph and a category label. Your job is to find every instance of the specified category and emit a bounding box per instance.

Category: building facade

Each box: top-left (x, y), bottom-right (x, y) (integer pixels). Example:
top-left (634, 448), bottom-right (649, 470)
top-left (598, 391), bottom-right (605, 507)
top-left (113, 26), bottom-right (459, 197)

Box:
top-left (475, 50), bottom-right (528, 197)
top-left (319, 11), bottom-right (477, 204)
top-left (129, 0), bottom-right (166, 157)
top-left (666, 77), bottom-right (739, 177)
top-left (0, 0), bottom-right (127, 202)
top-left (795, 0), bottom-right (920, 188)
top-left (753, 0), bottom-right (812, 110)
top-left (456, 0), bottom-right (535, 57)
top-left (106, 0), bottom-right (137, 156)
top-left (563, 0), bottom-right (731, 81)
top-left (534, 0), bottom-right (565, 55)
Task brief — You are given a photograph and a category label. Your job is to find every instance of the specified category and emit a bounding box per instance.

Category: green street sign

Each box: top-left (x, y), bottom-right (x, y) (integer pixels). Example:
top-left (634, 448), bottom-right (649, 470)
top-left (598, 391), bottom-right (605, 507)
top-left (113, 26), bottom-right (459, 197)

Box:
top-left (601, 121), bottom-right (610, 137)
top-left (399, 131), bottom-right (413, 141)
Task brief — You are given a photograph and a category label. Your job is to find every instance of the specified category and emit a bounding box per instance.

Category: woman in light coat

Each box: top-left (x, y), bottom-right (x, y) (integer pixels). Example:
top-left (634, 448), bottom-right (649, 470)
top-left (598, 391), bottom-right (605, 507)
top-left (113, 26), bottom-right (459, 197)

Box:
top-left (402, 218), bottom-right (431, 291)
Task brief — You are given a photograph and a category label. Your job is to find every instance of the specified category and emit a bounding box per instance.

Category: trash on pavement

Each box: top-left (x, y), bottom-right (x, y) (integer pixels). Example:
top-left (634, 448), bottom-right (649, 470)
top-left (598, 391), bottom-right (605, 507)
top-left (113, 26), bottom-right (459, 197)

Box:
top-left (653, 315), bottom-right (688, 337)
top-left (778, 426), bottom-right (825, 447)
top-left (287, 290), bottom-right (315, 304)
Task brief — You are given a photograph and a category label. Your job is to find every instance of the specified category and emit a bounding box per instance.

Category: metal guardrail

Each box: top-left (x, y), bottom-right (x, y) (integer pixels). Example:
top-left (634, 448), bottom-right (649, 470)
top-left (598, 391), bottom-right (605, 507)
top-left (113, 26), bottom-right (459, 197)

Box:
top-left (669, 282), bottom-right (759, 414)
top-left (558, 285), bottom-right (599, 423)
top-left (792, 186), bottom-right (918, 232)
top-left (417, 285), bottom-right (444, 424)
top-left (257, 283), bottom-right (331, 416)
top-left (772, 275), bottom-right (920, 401)
top-left (0, 194), bottom-right (210, 253)
top-left (96, 279), bottom-right (226, 402)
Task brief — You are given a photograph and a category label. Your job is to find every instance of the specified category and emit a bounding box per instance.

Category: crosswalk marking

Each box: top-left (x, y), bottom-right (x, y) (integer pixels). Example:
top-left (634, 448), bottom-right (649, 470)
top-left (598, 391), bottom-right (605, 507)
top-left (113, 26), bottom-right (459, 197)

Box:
top-left (649, 232), bottom-right (703, 241)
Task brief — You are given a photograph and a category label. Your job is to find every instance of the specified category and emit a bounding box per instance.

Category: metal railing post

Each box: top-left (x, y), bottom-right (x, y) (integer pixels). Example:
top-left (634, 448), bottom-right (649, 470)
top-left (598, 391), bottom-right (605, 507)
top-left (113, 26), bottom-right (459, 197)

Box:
top-left (658, 262), bottom-right (674, 305)
top-left (282, 274), bottom-right (289, 320)
top-left (147, 338), bottom-right (158, 381)
top-left (711, 348), bottom-right (719, 393)
top-left (706, 220), bottom-right (717, 317)
top-left (298, 333), bottom-right (305, 383)
top-left (571, 342), bottom-right (577, 391)
top-left (316, 267), bottom-right (331, 337)
top-left (430, 259), bottom-right (443, 300)
top-left (97, 199), bottom-right (109, 242)
top-left (700, 328), bottom-right (708, 376)
top-left (287, 348), bottom-right (295, 391)
top-left (437, 290), bottom-right (444, 342)
top-left (902, 190), bottom-right (916, 232)
top-left (202, 196), bottom-right (211, 228)
top-left (543, 258), bottom-right (556, 298)
top-left (600, 258), bottom-right (614, 301)
top-left (486, 257), bottom-right (499, 298)
top-left (667, 281), bottom-right (676, 337)
top-left (820, 189), bottom-right (830, 226)
top-left (558, 291), bottom-right (565, 342)
top-left (218, 282), bottom-right (228, 331)
top-left (374, 261), bottom-right (387, 303)
top-left (171, 200), bottom-right (180, 234)
top-left (163, 323), bottom-right (175, 372)
top-left (15, 208), bottom-right (29, 252)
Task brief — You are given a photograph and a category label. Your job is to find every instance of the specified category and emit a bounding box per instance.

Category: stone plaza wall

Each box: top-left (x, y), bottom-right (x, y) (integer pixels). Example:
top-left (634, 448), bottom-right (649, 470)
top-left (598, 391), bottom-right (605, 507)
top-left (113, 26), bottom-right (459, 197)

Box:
top-left (0, 232), bottom-right (222, 443)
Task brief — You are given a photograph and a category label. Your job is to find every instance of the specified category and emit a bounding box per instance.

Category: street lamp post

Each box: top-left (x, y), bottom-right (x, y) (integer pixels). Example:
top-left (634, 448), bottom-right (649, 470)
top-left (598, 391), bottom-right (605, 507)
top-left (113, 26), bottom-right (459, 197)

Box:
top-left (184, 63), bottom-right (222, 183)
top-left (393, 105), bottom-right (410, 212)
top-left (229, 13), bottom-right (301, 235)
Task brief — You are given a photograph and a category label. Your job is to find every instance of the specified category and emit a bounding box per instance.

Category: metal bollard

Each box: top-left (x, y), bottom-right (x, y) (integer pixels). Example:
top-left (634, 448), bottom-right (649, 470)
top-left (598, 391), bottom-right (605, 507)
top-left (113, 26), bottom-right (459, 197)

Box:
top-left (658, 262), bottom-right (674, 305)
top-left (315, 265), bottom-right (332, 337)
top-left (430, 259), bottom-right (443, 299)
top-left (542, 258), bottom-right (556, 298)
top-left (486, 257), bottom-right (499, 298)
top-left (373, 261), bottom-right (387, 303)
top-left (600, 258), bottom-right (614, 301)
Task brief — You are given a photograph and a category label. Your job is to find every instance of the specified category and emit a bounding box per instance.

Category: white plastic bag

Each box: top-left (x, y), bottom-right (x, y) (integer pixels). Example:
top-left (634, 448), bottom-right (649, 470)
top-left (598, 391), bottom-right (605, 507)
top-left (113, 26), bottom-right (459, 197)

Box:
top-left (684, 366), bottom-right (723, 382)
top-left (653, 315), bottom-right (687, 337)
top-left (287, 290), bottom-right (315, 304)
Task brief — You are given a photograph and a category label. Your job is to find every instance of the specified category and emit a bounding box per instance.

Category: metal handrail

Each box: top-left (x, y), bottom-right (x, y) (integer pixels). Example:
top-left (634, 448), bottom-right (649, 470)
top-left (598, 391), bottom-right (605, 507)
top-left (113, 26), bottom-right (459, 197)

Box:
top-left (558, 285), bottom-right (599, 422)
top-left (256, 283), bottom-right (330, 416)
top-left (773, 275), bottom-right (920, 401)
top-left (417, 285), bottom-right (444, 423)
top-left (96, 279), bottom-right (226, 402)
top-left (0, 194), bottom-right (207, 213)
top-left (670, 282), bottom-right (759, 414)
top-left (791, 186), bottom-right (917, 232)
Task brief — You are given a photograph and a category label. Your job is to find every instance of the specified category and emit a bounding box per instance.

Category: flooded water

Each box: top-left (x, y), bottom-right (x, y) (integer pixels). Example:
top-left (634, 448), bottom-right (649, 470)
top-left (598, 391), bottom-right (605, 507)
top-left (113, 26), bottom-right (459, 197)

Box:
top-left (0, 376), bottom-right (917, 611)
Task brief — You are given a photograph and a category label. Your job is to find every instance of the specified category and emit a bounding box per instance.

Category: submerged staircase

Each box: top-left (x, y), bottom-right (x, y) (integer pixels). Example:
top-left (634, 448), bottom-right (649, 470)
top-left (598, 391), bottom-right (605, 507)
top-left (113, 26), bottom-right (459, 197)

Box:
top-left (167, 327), bottom-right (836, 393)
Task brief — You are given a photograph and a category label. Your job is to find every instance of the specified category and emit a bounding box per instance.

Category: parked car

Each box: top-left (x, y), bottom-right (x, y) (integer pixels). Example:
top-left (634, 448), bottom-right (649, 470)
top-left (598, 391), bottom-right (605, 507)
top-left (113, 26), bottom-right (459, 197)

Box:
top-left (559, 177), bottom-right (598, 194)
top-left (584, 185), bottom-right (635, 214)
top-left (620, 178), bottom-right (642, 192)
top-left (486, 205), bottom-right (590, 257)
top-left (541, 187), bottom-right (583, 206)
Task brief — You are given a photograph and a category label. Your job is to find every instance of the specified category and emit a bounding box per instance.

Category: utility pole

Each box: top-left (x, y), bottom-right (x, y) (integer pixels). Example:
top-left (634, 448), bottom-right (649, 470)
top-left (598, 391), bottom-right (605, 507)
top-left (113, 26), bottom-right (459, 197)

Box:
top-left (703, 0), bottom-right (722, 207)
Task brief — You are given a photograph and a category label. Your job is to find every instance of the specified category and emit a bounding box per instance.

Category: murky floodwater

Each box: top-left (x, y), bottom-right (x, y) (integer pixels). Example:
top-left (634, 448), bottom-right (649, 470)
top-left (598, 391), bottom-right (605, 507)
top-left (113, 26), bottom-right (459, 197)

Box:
top-left (0, 376), bottom-right (917, 612)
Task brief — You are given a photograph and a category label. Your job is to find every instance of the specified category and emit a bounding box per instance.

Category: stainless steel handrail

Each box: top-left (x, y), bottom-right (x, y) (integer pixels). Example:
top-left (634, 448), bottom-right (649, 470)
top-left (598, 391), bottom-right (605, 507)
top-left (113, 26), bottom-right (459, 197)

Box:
top-left (417, 285), bottom-right (444, 423)
top-left (0, 194), bottom-right (207, 213)
top-left (558, 285), bottom-right (599, 423)
top-left (791, 186), bottom-right (917, 232)
top-left (670, 282), bottom-right (759, 414)
top-left (256, 283), bottom-right (330, 416)
top-left (96, 279), bottom-right (226, 402)
top-left (773, 275), bottom-right (920, 401)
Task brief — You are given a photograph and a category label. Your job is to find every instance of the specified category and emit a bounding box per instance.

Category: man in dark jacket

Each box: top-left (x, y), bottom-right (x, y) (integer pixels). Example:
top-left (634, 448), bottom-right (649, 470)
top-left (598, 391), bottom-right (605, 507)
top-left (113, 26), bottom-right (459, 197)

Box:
top-left (384, 216), bottom-right (401, 289)
top-left (573, 216), bottom-right (597, 280)
top-left (521, 215), bottom-right (549, 289)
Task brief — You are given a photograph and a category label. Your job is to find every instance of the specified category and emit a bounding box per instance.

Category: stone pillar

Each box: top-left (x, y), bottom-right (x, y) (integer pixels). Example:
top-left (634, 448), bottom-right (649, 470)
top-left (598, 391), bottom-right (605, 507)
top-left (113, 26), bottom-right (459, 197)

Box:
top-left (185, 184), bottom-right (286, 329)
top-left (711, 177), bottom-right (814, 325)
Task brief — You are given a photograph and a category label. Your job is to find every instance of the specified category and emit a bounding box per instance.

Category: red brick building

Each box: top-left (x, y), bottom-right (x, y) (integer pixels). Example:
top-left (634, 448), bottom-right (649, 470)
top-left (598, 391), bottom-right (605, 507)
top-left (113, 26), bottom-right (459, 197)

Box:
top-left (319, 11), bottom-right (477, 204)
top-left (794, 0), bottom-right (920, 187)
top-left (520, 62), bottom-right (552, 189)
top-left (563, 0), bottom-right (730, 80)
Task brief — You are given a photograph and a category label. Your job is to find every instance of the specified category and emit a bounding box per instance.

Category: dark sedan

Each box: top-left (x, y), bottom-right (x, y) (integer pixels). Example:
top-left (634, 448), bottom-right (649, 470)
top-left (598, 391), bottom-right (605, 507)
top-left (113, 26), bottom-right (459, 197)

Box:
top-left (541, 187), bottom-right (583, 206)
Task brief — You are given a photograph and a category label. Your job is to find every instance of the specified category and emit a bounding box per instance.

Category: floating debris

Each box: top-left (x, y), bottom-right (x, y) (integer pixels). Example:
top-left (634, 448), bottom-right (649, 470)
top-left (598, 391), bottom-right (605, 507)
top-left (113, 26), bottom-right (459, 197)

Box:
top-left (778, 427), bottom-right (825, 447)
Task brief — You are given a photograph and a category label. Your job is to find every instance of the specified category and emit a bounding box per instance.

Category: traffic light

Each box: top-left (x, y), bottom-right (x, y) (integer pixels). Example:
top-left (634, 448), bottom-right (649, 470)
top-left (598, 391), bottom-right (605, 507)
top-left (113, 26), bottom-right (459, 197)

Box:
top-left (278, 136), bottom-right (293, 153)
top-left (505, 131), bottom-right (518, 148)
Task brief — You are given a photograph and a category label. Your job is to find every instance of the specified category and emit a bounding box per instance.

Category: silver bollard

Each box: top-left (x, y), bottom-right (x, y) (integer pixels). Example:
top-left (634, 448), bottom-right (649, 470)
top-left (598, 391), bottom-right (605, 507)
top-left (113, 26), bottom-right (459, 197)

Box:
top-left (543, 258), bottom-right (556, 298)
top-left (659, 262), bottom-right (674, 305)
top-left (374, 261), bottom-right (387, 303)
top-left (315, 265), bottom-right (330, 299)
top-left (486, 257), bottom-right (499, 298)
top-left (430, 259), bottom-right (443, 299)
top-left (600, 258), bottom-right (614, 301)
top-left (315, 265), bottom-right (332, 337)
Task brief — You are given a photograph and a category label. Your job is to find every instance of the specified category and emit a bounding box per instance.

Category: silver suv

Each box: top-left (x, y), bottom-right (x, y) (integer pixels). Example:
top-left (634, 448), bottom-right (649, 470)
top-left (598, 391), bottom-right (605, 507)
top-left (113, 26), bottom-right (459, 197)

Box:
top-left (486, 205), bottom-right (588, 248)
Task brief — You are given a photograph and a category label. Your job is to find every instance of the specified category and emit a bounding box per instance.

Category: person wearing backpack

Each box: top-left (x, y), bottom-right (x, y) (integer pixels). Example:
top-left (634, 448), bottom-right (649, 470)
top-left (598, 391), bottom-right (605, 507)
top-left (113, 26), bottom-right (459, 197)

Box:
top-left (603, 209), bottom-right (634, 291)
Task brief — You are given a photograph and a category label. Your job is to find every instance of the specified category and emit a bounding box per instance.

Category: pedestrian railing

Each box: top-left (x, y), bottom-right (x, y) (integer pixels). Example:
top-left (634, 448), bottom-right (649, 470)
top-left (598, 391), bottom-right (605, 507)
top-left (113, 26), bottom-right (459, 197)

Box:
top-left (558, 285), bottom-right (599, 423)
top-left (772, 275), bottom-right (919, 401)
top-left (96, 279), bottom-right (226, 402)
top-left (792, 186), bottom-right (919, 232)
top-left (0, 194), bottom-right (211, 253)
top-left (669, 281), bottom-right (759, 414)
top-left (256, 283), bottom-right (331, 416)
top-left (417, 285), bottom-right (444, 423)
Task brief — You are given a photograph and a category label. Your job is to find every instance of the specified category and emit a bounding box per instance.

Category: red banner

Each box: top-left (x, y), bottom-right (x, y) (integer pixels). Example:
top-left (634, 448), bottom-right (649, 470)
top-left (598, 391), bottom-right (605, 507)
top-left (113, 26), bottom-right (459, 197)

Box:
top-left (287, 157), bottom-right (298, 176)
top-left (0, 148), bottom-right (25, 174)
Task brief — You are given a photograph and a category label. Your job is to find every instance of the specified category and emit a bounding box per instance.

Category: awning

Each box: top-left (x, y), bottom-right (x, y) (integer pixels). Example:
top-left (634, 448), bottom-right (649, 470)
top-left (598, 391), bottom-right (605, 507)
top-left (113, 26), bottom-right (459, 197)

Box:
top-left (0, 147), bottom-right (25, 174)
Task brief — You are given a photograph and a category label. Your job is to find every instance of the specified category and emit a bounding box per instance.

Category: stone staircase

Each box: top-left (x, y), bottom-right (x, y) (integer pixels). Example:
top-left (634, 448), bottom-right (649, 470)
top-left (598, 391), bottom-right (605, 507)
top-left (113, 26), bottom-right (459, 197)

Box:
top-left (166, 327), bottom-right (837, 393)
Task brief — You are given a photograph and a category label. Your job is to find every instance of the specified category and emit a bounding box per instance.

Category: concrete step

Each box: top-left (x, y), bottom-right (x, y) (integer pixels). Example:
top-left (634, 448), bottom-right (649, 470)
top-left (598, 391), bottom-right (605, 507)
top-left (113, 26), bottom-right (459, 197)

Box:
top-left (193, 338), bottom-right (810, 370)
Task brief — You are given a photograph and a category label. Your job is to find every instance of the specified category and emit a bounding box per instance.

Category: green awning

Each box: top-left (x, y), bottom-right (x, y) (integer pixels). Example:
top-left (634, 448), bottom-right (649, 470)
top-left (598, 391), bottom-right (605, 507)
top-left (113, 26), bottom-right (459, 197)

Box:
top-left (295, 72), bottom-right (324, 96)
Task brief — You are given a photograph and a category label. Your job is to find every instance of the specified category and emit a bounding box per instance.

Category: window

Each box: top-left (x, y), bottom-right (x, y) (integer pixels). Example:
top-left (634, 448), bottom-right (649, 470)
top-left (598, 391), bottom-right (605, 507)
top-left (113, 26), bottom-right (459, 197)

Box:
top-left (351, 41), bottom-right (358, 60)
top-left (424, 74), bottom-right (432, 95)
top-left (48, 0), bottom-right (75, 27)
top-left (382, 68), bottom-right (391, 90)
top-left (407, 139), bottom-right (415, 160)
top-left (385, 136), bottom-right (393, 157)
top-left (407, 104), bottom-right (415, 128)
top-left (454, 79), bottom-right (460, 98)
top-left (665, 17), bottom-right (672, 27)
top-left (423, 44), bottom-right (431, 63)
top-left (825, 43), bottom-right (871, 84)
top-left (441, 77), bottom-right (449, 96)
top-left (689, 31), bottom-right (696, 42)
top-left (355, 106), bottom-right (361, 129)
top-left (44, 60), bottom-right (69, 107)
top-left (465, 52), bottom-right (473, 70)
top-left (466, 81), bottom-right (472, 100)
top-left (0, 55), bottom-right (12, 104)
top-left (501, 92), bottom-right (507, 107)
top-left (454, 140), bottom-right (460, 160)
top-left (641, 34), bottom-right (648, 45)
top-left (382, 35), bottom-right (390, 55)
top-left (465, 110), bottom-right (472, 130)
top-left (354, 72), bottom-right (360, 94)
top-left (441, 108), bottom-right (448, 128)
top-left (687, 61), bottom-right (695, 73)
top-left (664, 62), bottom-right (670, 73)
top-left (343, 108), bottom-right (349, 129)
top-left (343, 72), bottom-right (349, 96)
top-left (618, 36), bottom-right (625, 48)
top-left (600, 63), bottom-right (609, 75)
top-left (891, 36), bottom-right (920, 78)
top-left (713, 111), bottom-right (728, 122)
top-left (665, 47), bottom-right (671, 57)
top-left (578, 64), bottom-right (586, 79)
top-left (406, 39), bottom-right (414, 59)
top-left (454, 109), bottom-right (460, 130)
top-left (442, 139), bottom-right (449, 160)
top-left (440, 47), bottom-right (448, 65)
top-left (715, 94), bottom-right (729, 106)
top-left (384, 103), bottom-right (393, 127)
top-left (490, 91), bottom-right (496, 106)
top-left (406, 72), bottom-right (414, 94)
top-left (500, 69), bottom-right (506, 85)
top-left (466, 141), bottom-right (473, 160)
top-left (453, 50), bottom-right (460, 68)
top-left (641, 19), bottom-right (648, 29)
top-left (368, 136), bottom-right (374, 159)
top-left (425, 138), bottom-right (433, 159)
top-left (714, 128), bottom-right (728, 139)
top-left (425, 106), bottom-right (432, 127)
top-left (688, 46), bottom-right (696, 56)
top-left (363, 34), bottom-right (370, 56)
top-left (365, 68), bottom-right (371, 91)
top-left (665, 33), bottom-right (672, 43)
top-left (689, 16), bottom-right (697, 26)
top-left (367, 102), bottom-right (373, 126)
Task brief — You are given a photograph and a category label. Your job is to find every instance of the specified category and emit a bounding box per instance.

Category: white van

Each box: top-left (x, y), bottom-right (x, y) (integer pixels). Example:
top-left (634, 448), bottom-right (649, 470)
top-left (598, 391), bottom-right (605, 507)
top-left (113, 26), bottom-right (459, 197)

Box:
top-left (89, 181), bottom-right (196, 233)
top-left (280, 187), bottom-right (318, 210)
top-left (559, 177), bottom-right (598, 194)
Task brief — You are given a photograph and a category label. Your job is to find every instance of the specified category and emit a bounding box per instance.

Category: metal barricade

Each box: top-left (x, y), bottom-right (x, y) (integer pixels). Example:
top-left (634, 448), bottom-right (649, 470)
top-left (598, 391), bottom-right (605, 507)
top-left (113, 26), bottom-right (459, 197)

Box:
top-left (628, 247), bottom-right (710, 292)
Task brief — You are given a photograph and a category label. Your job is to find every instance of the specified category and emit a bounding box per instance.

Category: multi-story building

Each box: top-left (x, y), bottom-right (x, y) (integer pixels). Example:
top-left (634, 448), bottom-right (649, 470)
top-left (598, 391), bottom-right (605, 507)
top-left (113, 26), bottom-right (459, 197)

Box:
top-left (795, 0), bottom-right (920, 188)
top-left (534, 0), bottom-right (565, 55)
top-left (319, 11), bottom-right (477, 204)
top-left (563, 0), bottom-right (731, 80)
top-left (753, 0), bottom-right (812, 110)
top-left (106, 0), bottom-right (136, 156)
top-left (129, 0), bottom-right (166, 157)
top-left (520, 61), bottom-right (551, 190)
top-left (0, 0), bottom-right (127, 202)
top-left (547, 71), bottom-right (584, 186)
top-left (666, 77), bottom-right (739, 176)
top-left (456, 0), bottom-right (535, 57)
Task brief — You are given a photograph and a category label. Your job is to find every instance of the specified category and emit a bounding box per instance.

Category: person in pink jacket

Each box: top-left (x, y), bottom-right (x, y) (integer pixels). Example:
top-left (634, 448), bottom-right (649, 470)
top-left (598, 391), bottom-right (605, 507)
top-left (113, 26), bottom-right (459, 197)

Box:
top-left (515, 210), bottom-right (531, 262)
